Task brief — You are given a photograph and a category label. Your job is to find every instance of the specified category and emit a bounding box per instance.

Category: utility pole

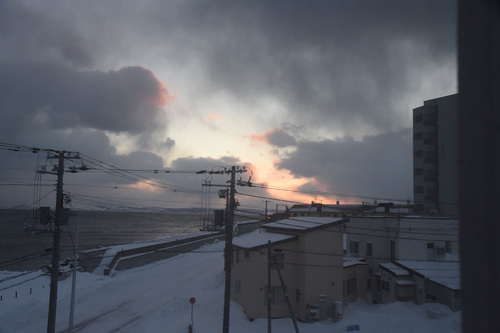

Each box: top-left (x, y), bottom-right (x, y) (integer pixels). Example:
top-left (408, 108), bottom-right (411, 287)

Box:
top-left (47, 151), bottom-right (65, 333)
top-left (267, 240), bottom-right (272, 333)
top-left (263, 200), bottom-right (271, 218)
top-left (42, 151), bottom-right (80, 333)
top-left (222, 166), bottom-right (236, 333)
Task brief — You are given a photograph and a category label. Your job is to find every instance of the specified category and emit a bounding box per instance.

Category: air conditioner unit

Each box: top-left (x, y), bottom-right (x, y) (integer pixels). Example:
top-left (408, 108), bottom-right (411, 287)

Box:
top-left (306, 304), bottom-right (320, 322)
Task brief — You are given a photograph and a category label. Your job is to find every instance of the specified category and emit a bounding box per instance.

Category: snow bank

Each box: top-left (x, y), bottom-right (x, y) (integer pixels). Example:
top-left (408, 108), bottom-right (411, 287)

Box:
top-left (0, 241), bottom-right (461, 332)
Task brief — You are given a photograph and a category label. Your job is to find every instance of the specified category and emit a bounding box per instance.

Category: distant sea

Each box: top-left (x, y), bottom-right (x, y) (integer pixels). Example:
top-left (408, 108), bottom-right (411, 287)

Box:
top-left (0, 209), bottom-right (207, 272)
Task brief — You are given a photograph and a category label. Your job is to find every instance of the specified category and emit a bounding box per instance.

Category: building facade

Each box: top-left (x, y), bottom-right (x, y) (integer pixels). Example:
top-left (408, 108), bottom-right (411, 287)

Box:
top-left (413, 94), bottom-right (458, 215)
top-left (231, 217), bottom-right (347, 322)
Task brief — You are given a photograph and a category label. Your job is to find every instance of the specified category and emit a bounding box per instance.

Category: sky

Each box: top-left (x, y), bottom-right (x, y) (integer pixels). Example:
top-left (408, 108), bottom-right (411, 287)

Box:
top-left (0, 0), bottom-right (457, 211)
top-left (0, 240), bottom-right (461, 332)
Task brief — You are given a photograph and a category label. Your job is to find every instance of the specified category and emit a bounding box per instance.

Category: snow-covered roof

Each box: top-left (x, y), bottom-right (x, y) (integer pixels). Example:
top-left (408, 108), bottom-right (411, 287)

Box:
top-left (232, 229), bottom-right (297, 250)
top-left (379, 262), bottom-right (410, 276)
top-left (396, 260), bottom-right (460, 290)
top-left (263, 216), bottom-right (347, 232)
top-left (343, 256), bottom-right (367, 268)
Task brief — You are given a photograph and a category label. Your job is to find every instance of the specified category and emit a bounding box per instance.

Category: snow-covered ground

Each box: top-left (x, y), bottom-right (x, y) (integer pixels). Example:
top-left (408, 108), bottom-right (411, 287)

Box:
top-left (0, 240), bottom-right (461, 332)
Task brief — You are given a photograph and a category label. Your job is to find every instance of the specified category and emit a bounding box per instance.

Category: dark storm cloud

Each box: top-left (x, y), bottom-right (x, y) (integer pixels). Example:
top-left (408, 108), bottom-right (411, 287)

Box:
top-left (0, 63), bottom-right (169, 137)
top-left (275, 129), bottom-right (413, 201)
top-left (0, 1), bottom-right (94, 67)
top-left (154, 0), bottom-right (456, 133)
top-left (265, 129), bottom-right (297, 148)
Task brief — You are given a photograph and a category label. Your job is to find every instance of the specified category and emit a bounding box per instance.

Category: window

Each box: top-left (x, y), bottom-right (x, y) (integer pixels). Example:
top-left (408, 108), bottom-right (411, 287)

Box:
top-left (414, 186), bottom-right (424, 194)
top-left (366, 242), bottom-right (373, 257)
top-left (414, 132), bottom-right (423, 140)
top-left (265, 286), bottom-right (286, 304)
top-left (425, 188), bottom-right (436, 196)
top-left (445, 241), bottom-right (452, 253)
top-left (271, 252), bottom-right (284, 270)
top-left (381, 280), bottom-right (390, 292)
top-left (414, 150), bottom-right (424, 158)
top-left (414, 168), bottom-right (423, 176)
top-left (349, 240), bottom-right (359, 255)
top-left (426, 293), bottom-right (437, 302)
top-left (414, 114), bottom-right (423, 123)
top-left (296, 288), bottom-right (301, 302)
top-left (424, 132), bottom-right (436, 142)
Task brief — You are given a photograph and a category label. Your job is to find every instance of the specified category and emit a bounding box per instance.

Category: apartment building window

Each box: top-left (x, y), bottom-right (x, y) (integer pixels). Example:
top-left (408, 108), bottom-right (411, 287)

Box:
top-left (414, 150), bottom-right (424, 158)
top-left (414, 186), bottom-right (424, 194)
top-left (414, 168), bottom-right (423, 176)
top-left (424, 132), bottom-right (436, 144)
top-left (424, 113), bottom-right (437, 126)
top-left (414, 114), bottom-right (423, 123)
top-left (414, 132), bottom-right (423, 140)
top-left (425, 188), bottom-right (436, 196)
top-left (349, 240), bottom-right (359, 255)
top-left (424, 150), bottom-right (437, 164)
top-left (265, 286), bottom-right (286, 305)
top-left (424, 169), bottom-right (436, 182)
top-left (381, 280), bottom-right (390, 292)
top-left (366, 242), bottom-right (373, 257)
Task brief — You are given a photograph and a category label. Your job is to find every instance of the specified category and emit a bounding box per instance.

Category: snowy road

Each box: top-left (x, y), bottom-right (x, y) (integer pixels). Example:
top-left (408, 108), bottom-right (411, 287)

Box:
top-left (1, 240), bottom-right (461, 333)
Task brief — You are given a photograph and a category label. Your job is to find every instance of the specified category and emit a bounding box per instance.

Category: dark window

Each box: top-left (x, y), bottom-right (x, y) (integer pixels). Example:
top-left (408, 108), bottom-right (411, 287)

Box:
top-left (414, 150), bottom-right (424, 158)
top-left (414, 168), bottom-right (424, 176)
top-left (349, 240), bottom-right (359, 255)
top-left (415, 114), bottom-right (423, 123)
top-left (414, 132), bottom-right (423, 140)
top-left (382, 280), bottom-right (390, 292)
top-left (415, 186), bottom-right (424, 194)
top-left (366, 242), bottom-right (373, 257)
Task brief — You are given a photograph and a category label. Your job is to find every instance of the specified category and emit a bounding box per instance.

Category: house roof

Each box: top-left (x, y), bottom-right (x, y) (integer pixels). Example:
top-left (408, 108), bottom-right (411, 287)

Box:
top-left (232, 229), bottom-right (297, 250)
top-left (263, 216), bottom-right (347, 232)
top-left (343, 256), bottom-right (367, 268)
top-left (379, 262), bottom-right (410, 276)
top-left (396, 260), bottom-right (460, 290)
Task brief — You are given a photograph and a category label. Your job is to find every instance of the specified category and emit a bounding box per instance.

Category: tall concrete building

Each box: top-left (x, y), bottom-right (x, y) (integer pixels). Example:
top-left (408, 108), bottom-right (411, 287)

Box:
top-left (413, 94), bottom-right (458, 215)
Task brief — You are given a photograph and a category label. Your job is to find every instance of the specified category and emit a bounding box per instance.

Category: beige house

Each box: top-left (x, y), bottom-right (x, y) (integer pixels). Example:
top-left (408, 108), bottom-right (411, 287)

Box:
top-left (231, 217), bottom-right (348, 322)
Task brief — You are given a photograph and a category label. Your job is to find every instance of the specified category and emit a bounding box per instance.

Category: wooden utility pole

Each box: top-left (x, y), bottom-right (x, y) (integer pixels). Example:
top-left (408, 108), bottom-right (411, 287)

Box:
top-left (47, 151), bottom-right (65, 333)
top-left (267, 240), bottom-right (272, 333)
top-left (222, 166), bottom-right (236, 333)
top-left (263, 200), bottom-right (270, 218)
